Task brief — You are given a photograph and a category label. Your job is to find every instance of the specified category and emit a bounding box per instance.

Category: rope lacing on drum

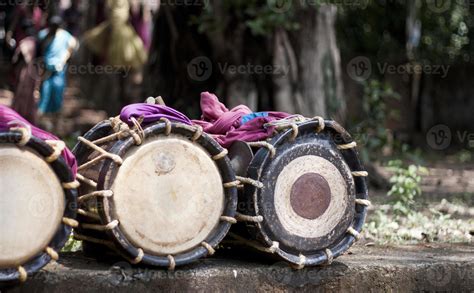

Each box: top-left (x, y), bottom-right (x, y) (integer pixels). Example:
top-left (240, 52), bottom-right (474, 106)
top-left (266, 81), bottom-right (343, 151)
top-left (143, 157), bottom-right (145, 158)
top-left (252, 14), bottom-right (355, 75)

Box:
top-left (77, 136), bottom-right (123, 171)
top-left (73, 233), bottom-right (116, 250)
top-left (45, 247), bottom-right (59, 261)
top-left (192, 125), bottom-right (203, 142)
top-left (352, 171), bottom-right (369, 177)
top-left (235, 212), bottom-right (264, 223)
top-left (201, 242), bottom-right (215, 255)
top-left (8, 120), bottom-right (32, 146)
top-left (44, 140), bottom-right (65, 162)
top-left (78, 190), bottom-right (114, 203)
top-left (62, 217), bottom-right (79, 228)
top-left (324, 248), bottom-right (334, 265)
top-left (220, 216), bottom-right (237, 224)
top-left (212, 148), bottom-right (228, 161)
top-left (355, 199), bottom-right (371, 207)
top-left (160, 118), bottom-right (172, 136)
top-left (337, 141), bottom-right (357, 150)
top-left (247, 141), bottom-right (276, 158)
top-left (17, 266), bottom-right (27, 282)
top-left (81, 219), bottom-right (119, 231)
top-left (293, 254), bottom-right (306, 270)
top-left (131, 248), bottom-right (144, 264)
top-left (168, 255), bottom-right (176, 271)
top-left (312, 116), bottom-right (325, 133)
top-left (236, 176), bottom-right (264, 189)
top-left (77, 208), bottom-right (101, 220)
top-left (76, 173), bottom-right (98, 188)
top-left (347, 227), bottom-right (361, 241)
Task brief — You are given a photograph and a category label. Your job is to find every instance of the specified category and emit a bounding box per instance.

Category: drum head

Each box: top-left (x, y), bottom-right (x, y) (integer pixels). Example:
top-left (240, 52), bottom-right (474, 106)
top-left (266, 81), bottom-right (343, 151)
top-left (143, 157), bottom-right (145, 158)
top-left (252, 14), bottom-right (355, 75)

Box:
top-left (249, 127), bottom-right (356, 254)
top-left (109, 135), bottom-right (225, 255)
top-left (0, 145), bottom-right (65, 268)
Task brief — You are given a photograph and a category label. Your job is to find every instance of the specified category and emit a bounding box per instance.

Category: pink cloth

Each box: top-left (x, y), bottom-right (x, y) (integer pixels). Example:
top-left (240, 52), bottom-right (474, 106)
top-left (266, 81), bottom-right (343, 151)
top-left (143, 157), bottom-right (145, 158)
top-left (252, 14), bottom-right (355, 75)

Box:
top-left (0, 105), bottom-right (78, 176)
top-left (192, 92), bottom-right (290, 148)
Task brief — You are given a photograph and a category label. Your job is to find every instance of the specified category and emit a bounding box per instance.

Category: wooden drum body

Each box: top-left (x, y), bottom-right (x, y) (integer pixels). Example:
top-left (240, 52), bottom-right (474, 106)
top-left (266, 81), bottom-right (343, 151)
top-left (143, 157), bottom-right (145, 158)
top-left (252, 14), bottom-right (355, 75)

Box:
top-left (0, 130), bottom-right (78, 284)
top-left (229, 119), bottom-right (369, 268)
top-left (73, 119), bottom-right (238, 269)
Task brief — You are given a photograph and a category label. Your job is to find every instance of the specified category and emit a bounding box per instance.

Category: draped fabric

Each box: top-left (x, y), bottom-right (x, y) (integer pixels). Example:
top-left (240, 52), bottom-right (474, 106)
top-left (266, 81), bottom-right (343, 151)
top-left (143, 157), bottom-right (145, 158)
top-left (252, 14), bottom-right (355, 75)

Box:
top-left (192, 92), bottom-right (291, 148)
top-left (120, 103), bottom-right (193, 126)
top-left (0, 105), bottom-right (78, 176)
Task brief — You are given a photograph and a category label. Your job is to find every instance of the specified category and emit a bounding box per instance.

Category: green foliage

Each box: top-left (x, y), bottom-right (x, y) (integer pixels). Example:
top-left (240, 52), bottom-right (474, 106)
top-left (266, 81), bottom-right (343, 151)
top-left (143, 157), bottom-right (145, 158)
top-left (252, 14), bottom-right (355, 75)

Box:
top-left (338, 0), bottom-right (473, 65)
top-left (192, 0), bottom-right (300, 36)
top-left (61, 234), bottom-right (82, 253)
top-left (386, 160), bottom-right (428, 216)
top-left (352, 79), bottom-right (399, 162)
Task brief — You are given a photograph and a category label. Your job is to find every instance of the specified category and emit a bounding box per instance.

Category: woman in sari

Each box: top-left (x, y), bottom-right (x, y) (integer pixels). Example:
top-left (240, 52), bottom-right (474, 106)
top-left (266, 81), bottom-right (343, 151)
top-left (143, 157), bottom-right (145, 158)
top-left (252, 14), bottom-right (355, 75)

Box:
top-left (11, 20), bottom-right (38, 124)
top-left (37, 16), bottom-right (77, 118)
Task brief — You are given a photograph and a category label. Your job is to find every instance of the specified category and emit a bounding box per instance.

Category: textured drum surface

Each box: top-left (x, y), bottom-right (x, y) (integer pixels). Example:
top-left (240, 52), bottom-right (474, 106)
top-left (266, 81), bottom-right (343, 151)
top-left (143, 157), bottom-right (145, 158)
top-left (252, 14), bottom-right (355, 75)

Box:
top-left (111, 136), bottom-right (224, 255)
top-left (0, 145), bottom-right (64, 268)
top-left (274, 155), bottom-right (349, 238)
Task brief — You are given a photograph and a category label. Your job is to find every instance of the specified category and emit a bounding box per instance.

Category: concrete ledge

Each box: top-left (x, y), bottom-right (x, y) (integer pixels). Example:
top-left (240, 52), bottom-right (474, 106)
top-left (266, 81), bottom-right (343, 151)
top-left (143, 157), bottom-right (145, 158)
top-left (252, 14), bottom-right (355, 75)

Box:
top-left (4, 244), bottom-right (473, 292)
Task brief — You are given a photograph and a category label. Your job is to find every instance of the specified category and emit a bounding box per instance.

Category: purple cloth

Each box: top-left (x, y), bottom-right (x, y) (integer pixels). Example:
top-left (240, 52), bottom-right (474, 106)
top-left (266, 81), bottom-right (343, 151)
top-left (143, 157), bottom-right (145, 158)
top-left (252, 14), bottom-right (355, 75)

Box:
top-left (0, 105), bottom-right (78, 176)
top-left (120, 103), bottom-right (193, 126)
top-left (192, 92), bottom-right (290, 148)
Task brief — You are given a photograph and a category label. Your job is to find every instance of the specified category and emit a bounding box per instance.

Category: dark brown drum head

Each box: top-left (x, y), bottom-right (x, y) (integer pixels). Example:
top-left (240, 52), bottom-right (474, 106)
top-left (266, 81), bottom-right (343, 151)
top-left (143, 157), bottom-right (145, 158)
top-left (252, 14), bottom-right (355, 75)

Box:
top-left (290, 173), bottom-right (331, 220)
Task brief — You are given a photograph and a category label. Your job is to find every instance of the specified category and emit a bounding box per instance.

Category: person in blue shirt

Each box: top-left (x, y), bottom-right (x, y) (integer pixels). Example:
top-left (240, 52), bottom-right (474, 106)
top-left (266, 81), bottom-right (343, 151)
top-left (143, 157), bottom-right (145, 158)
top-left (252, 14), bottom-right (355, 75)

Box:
top-left (37, 15), bottom-right (77, 119)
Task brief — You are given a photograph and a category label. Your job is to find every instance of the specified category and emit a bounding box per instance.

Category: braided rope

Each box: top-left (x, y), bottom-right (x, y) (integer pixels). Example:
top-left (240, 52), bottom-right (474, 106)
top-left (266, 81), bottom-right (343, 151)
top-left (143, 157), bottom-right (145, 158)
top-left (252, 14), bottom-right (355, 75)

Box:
top-left (45, 140), bottom-right (66, 163)
top-left (192, 125), bottom-right (203, 142)
top-left (131, 248), bottom-right (144, 264)
top-left (347, 227), bottom-right (361, 241)
top-left (201, 242), bottom-right (215, 255)
top-left (324, 248), bottom-right (334, 265)
top-left (160, 118), bottom-right (172, 136)
top-left (223, 180), bottom-right (240, 188)
top-left (81, 220), bottom-right (119, 231)
top-left (9, 120), bottom-right (32, 146)
top-left (352, 171), bottom-right (369, 177)
top-left (247, 141), bottom-right (276, 158)
top-left (77, 208), bottom-right (101, 220)
top-left (45, 247), bottom-right (59, 261)
top-left (355, 199), bottom-right (371, 207)
top-left (78, 190), bottom-right (113, 203)
top-left (62, 180), bottom-right (80, 189)
top-left (76, 173), bottom-right (97, 188)
top-left (212, 149), bottom-right (228, 161)
top-left (17, 266), bottom-right (27, 282)
top-left (236, 176), bottom-right (264, 189)
top-left (168, 255), bottom-right (176, 271)
top-left (220, 216), bottom-right (237, 224)
top-left (337, 142), bottom-right (357, 150)
top-left (312, 116), bottom-right (325, 132)
top-left (235, 212), bottom-right (263, 223)
top-left (62, 217), bottom-right (79, 228)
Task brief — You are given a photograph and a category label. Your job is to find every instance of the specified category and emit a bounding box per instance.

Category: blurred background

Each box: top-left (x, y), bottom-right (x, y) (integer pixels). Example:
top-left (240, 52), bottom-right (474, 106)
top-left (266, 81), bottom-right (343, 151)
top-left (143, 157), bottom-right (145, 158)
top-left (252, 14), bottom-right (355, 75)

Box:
top-left (0, 0), bottom-right (472, 247)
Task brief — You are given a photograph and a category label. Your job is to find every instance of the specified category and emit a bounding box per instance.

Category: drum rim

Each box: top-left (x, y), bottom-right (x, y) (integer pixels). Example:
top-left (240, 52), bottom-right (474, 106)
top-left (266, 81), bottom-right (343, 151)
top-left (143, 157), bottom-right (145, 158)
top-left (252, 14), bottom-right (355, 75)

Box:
top-left (74, 120), bottom-right (238, 267)
top-left (0, 131), bottom-right (78, 284)
top-left (244, 120), bottom-right (369, 266)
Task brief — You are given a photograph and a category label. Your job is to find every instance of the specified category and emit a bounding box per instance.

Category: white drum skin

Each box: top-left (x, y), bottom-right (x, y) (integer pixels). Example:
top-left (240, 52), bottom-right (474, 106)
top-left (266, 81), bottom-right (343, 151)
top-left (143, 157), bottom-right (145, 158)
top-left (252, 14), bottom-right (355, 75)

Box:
top-left (274, 155), bottom-right (352, 239)
top-left (0, 145), bottom-right (64, 268)
top-left (110, 136), bottom-right (225, 255)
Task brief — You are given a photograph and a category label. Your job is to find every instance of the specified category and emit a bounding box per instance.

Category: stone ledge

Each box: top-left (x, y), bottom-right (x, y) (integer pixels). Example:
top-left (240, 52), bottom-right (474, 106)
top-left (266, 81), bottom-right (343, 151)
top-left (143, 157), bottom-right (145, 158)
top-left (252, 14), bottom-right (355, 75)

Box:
top-left (4, 244), bottom-right (473, 292)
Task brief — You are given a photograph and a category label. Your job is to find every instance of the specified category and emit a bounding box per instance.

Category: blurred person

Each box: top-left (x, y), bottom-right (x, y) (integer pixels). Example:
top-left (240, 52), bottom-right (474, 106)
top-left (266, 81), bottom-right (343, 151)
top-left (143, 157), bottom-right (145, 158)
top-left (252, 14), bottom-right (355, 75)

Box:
top-left (6, 1), bottom-right (44, 47)
top-left (130, 0), bottom-right (159, 51)
top-left (63, 0), bottom-right (83, 37)
top-left (83, 0), bottom-right (147, 70)
top-left (37, 16), bottom-right (77, 128)
top-left (11, 20), bottom-right (39, 124)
